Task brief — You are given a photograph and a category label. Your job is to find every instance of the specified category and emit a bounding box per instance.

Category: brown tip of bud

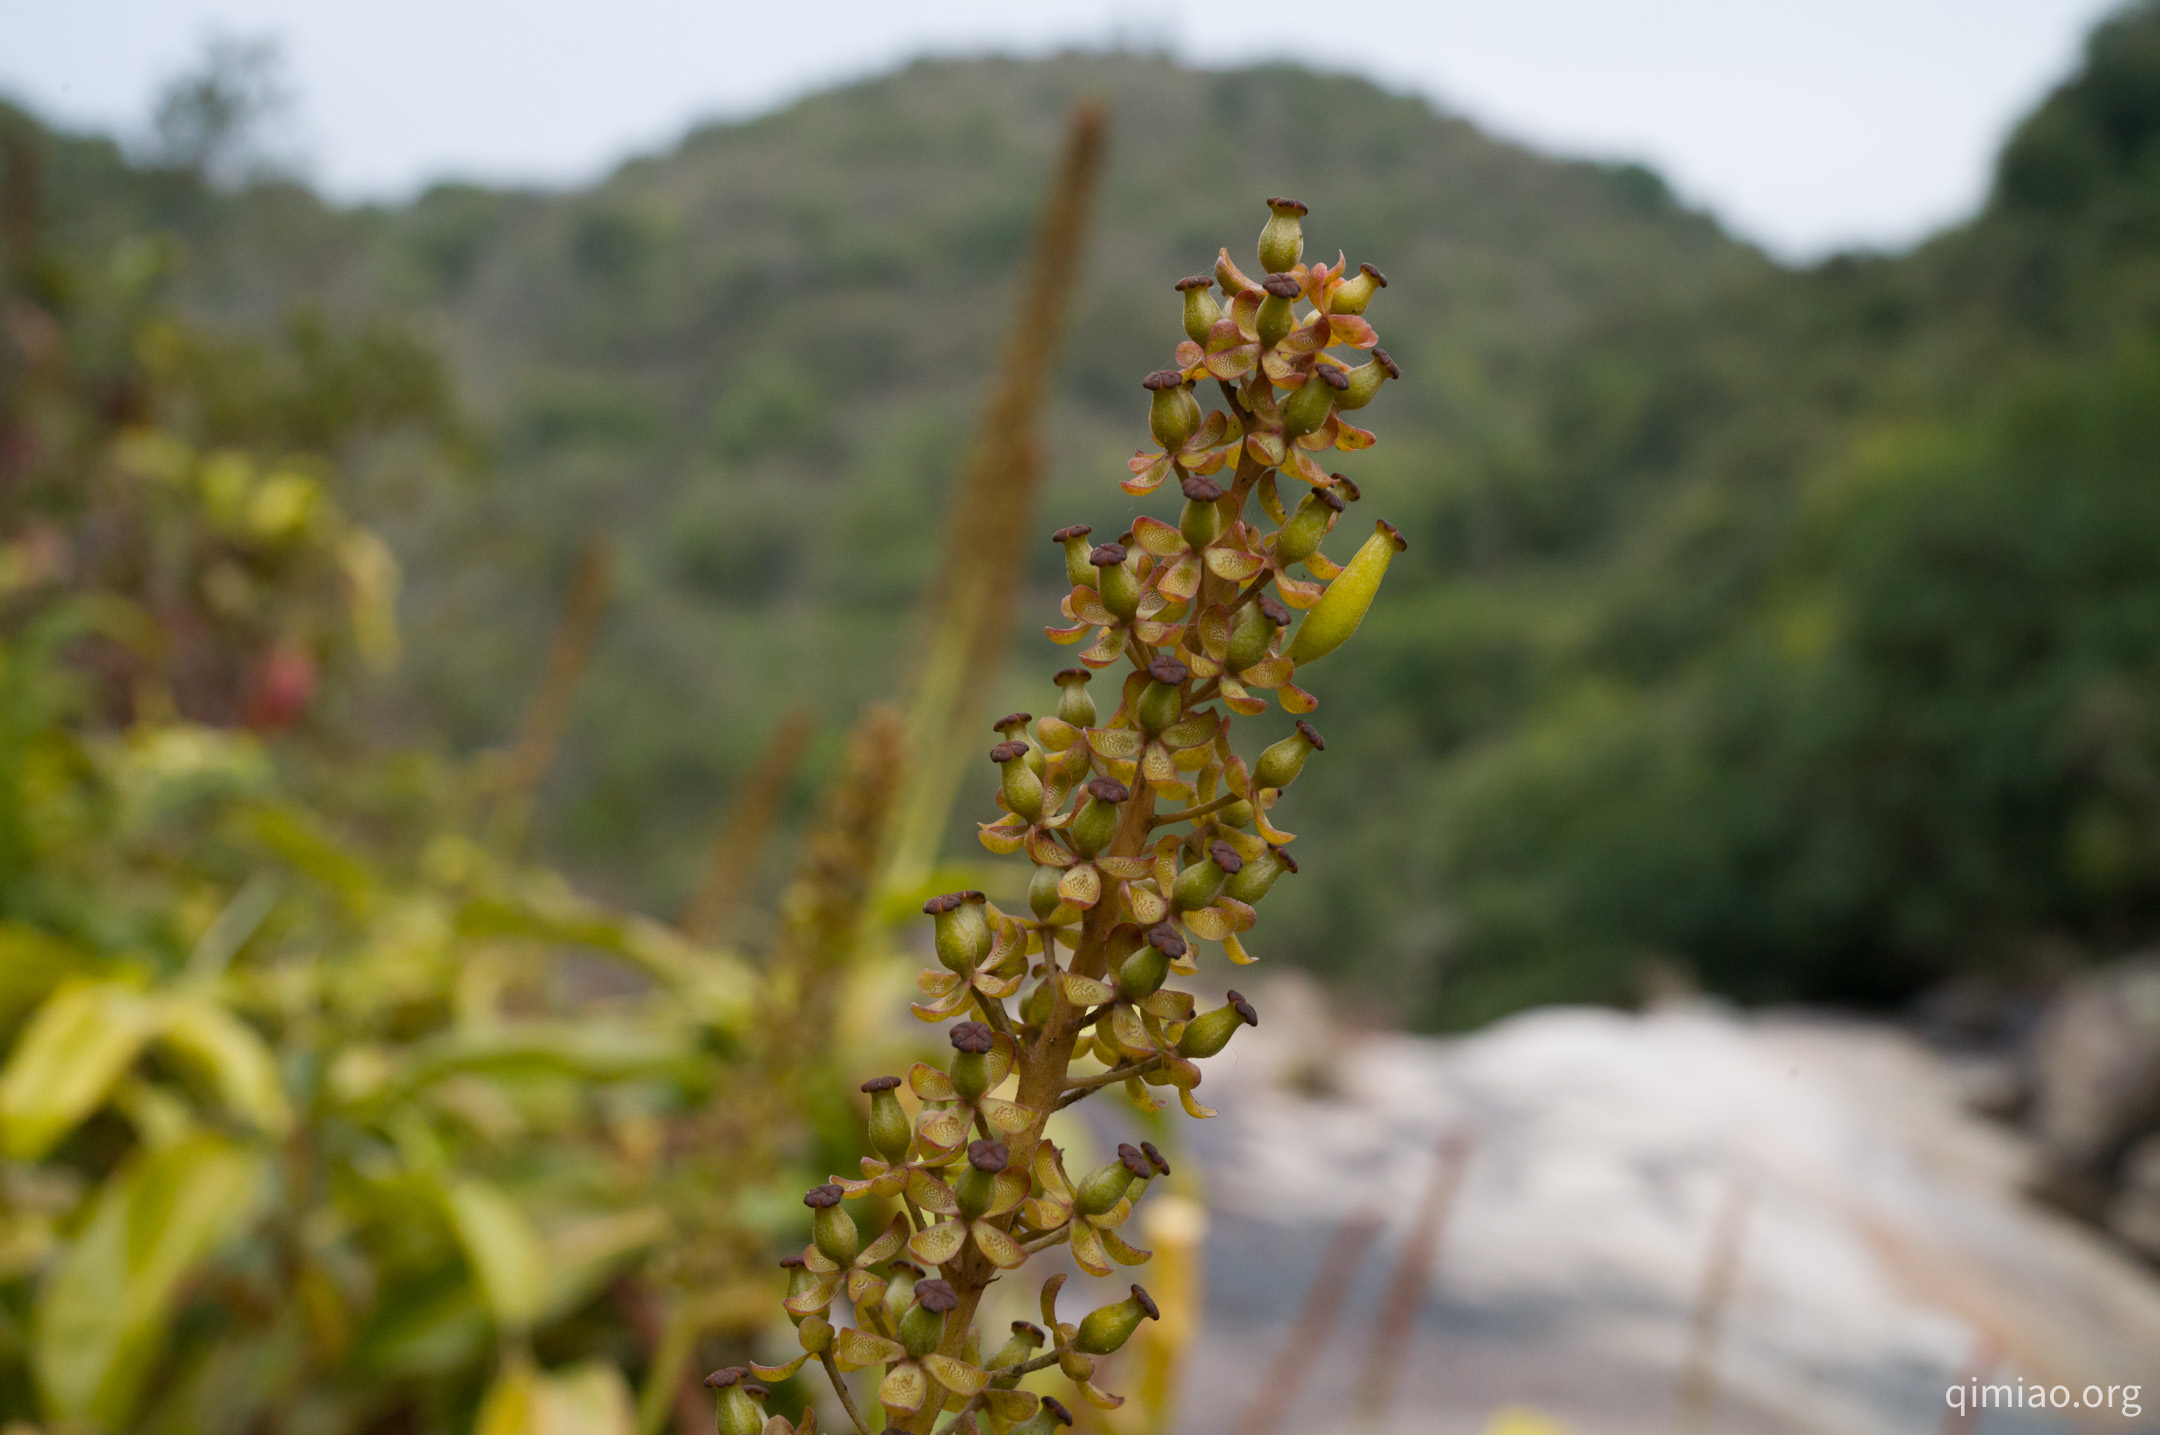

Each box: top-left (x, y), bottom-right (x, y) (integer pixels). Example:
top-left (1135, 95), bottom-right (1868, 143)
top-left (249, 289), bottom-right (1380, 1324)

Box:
top-left (890, 1260), bottom-right (924, 1278)
top-left (1265, 197), bottom-right (1309, 216)
top-left (1118, 1143), bottom-right (1151, 1178)
top-left (1086, 776), bottom-right (1131, 804)
top-left (1319, 365), bottom-right (1349, 390)
top-left (1318, 487), bottom-right (1346, 512)
top-left (1043, 1397), bottom-right (1074, 1427)
top-left (779, 1255), bottom-right (807, 1268)
top-left (804, 1183), bottom-right (844, 1208)
top-left (1054, 667), bottom-right (1092, 687)
top-left (1175, 273), bottom-right (1213, 291)
top-left (1146, 656), bottom-right (1190, 686)
top-left (1295, 719), bottom-right (1325, 749)
top-left (1012, 1319), bottom-right (1045, 1338)
top-left (968, 1138), bottom-right (1010, 1173)
top-left (861, 1075), bottom-right (902, 1093)
top-left (1180, 474), bottom-right (1223, 502)
top-left (949, 1021), bottom-right (995, 1054)
top-left (1330, 474), bottom-right (1361, 502)
top-left (705, 1367), bottom-right (747, 1390)
top-left (1262, 273), bottom-right (1302, 299)
top-left (1375, 347), bottom-right (1400, 379)
top-left (1147, 924), bottom-right (1188, 958)
top-left (1051, 523), bottom-right (1092, 543)
top-left (1140, 1140), bottom-right (1171, 1175)
top-left (1209, 840), bottom-right (1244, 873)
top-left (745, 1384), bottom-right (770, 1401)
top-left (1258, 595), bottom-right (1291, 625)
top-left (994, 712), bottom-right (1032, 731)
top-left (1229, 991), bottom-right (1259, 1026)
top-left (1379, 519), bottom-right (1407, 551)
top-left (990, 740), bottom-right (1030, 764)
top-left (1276, 847), bottom-right (1299, 874)
top-left (1142, 368), bottom-right (1185, 391)
top-left (1359, 262), bottom-right (1389, 287)
top-left (1131, 1284), bottom-right (1160, 1319)
top-left (923, 892), bottom-right (967, 915)
top-left (914, 1278), bottom-right (959, 1314)
top-left (1088, 543), bottom-right (1128, 567)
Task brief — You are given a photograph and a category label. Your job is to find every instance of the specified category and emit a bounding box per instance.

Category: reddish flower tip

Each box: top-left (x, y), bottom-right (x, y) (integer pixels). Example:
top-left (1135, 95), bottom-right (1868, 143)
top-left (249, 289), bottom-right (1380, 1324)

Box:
top-left (1228, 990), bottom-right (1260, 1026)
top-left (914, 1278), bottom-right (959, 1314)
top-left (1275, 846), bottom-right (1299, 874)
top-left (1379, 519), bottom-right (1407, 551)
top-left (1141, 1140), bottom-right (1171, 1175)
top-left (968, 1138), bottom-right (1010, 1173)
top-left (1142, 368), bottom-right (1185, 391)
top-left (1012, 1319), bottom-right (1045, 1338)
top-left (744, 1384), bottom-right (769, 1401)
top-left (1118, 1143), bottom-right (1151, 1177)
top-left (779, 1255), bottom-right (806, 1268)
top-left (995, 712), bottom-right (1033, 731)
top-left (803, 1183), bottom-right (844, 1208)
top-left (1086, 776), bottom-right (1131, 804)
top-left (1375, 347), bottom-right (1401, 379)
top-left (991, 740), bottom-right (1030, 763)
top-left (1174, 273), bottom-right (1214, 291)
top-left (861, 1075), bottom-right (901, 1093)
top-left (1052, 523), bottom-right (1093, 543)
top-left (1209, 840), bottom-right (1245, 874)
top-left (1043, 1397), bottom-right (1074, 1427)
top-left (1131, 1284), bottom-right (1160, 1319)
top-left (923, 892), bottom-right (968, 915)
top-left (1329, 474), bottom-right (1361, 502)
top-left (1359, 262), bottom-right (1389, 287)
top-left (1181, 474), bottom-right (1224, 502)
top-left (1146, 655), bottom-right (1190, 686)
top-left (949, 1021), bottom-right (995, 1054)
top-left (1317, 487), bottom-right (1346, 513)
top-left (1265, 197), bottom-right (1310, 216)
top-left (1088, 542), bottom-right (1129, 568)
top-left (705, 1367), bottom-right (747, 1390)
top-left (1054, 667), bottom-right (1092, 687)
top-left (1295, 719), bottom-right (1325, 749)
top-left (1146, 924), bottom-right (1188, 959)
top-left (1262, 273), bottom-right (1302, 299)
top-left (1258, 595), bottom-right (1291, 625)
top-left (1319, 366), bottom-right (1349, 390)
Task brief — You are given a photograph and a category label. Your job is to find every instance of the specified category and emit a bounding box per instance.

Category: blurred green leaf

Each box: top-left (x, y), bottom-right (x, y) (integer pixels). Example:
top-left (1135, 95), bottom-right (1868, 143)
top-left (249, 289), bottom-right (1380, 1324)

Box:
top-left (0, 981), bottom-right (158, 1161)
top-left (440, 1179), bottom-right (548, 1329)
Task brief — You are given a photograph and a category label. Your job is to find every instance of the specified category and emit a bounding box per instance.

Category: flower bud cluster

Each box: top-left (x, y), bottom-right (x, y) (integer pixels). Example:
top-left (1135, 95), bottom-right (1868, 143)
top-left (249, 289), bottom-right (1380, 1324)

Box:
top-left (747, 200), bottom-right (1401, 1435)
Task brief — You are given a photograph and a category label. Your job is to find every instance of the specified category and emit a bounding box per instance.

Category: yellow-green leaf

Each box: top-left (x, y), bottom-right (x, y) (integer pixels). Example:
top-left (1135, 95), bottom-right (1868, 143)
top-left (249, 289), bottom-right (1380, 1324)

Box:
top-left (0, 980), bottom-right (158, 1161)
top-left (155, 995), bottom-right (292, 1137)
top-left (442, 1180), bottom-right (548, 1328)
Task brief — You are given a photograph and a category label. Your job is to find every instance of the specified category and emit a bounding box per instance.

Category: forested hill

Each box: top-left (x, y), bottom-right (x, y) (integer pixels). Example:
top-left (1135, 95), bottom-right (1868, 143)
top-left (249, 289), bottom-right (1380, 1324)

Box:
top-left (13, 4), bottom-right (2160, 1027)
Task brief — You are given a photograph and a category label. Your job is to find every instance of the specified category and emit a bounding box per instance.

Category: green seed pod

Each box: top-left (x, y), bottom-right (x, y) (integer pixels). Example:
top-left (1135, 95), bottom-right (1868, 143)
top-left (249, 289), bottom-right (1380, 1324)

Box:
top-left (948, 1020), bottom-right (995, 1101)
top-left (1136, 655), bottom-right (1188, 736)
top-left (1144, 370), bottom-right (1202, 450)
top-left (1258, 196), bottom-right (1307, 273)
top-left (1178, 474), bottom-right (1225, 549)
top-left (955, 1139), bottom-right (1008, 1220)
top-left (992, 739), bottom-right (1046, 821)
top-left (988, 1319), bottom-right (1046, 1371)
top-left (797, 1311), bottom-right (834, 1355)
top-left (1286, 520), bottom-right (1407, 667)
top-left (1072, 776), bottom-right (1128, 858)
top-left (900, 1279), bottom-right (958, 1359)
top-left (1116, 928), bottom-right (1175, 1001)
top-left (1222, 844), bottom-right (1297, 905)
top-left (1022, 973), bottom-right (1056, 1027)
top-left (780, 1256), bottom-right (819, 1326)
top-left (1074, 1143), bottom-right (1152, 1217)
top-left (1010, 1395), bottom-right (1075, 1434)
top-left (1029, 862), bottom-right (1065, 919)
top-left (805, 1185), bottom-right (858, 1266)
top-left (1256, 272), bottom-right (1300, 349)
top-left (925, 891), bottom-right (993, 973)
top-left (994, 711), bottom-right (1047, 777)
top-left (1073, 1285), bottom-right (1161, 1355)
top-left (706, 1367), bottom-right (765, 1435)
top-left (1176, 272), bottom-right (1223, 343)
top-left (1173, 840), bottom-right (1244, 911)
top-left (1227, 595), bottom-right (1291, 672)
top-left (862, 1075), bottom-right (911, 1165)
top-left (1178, 990), bottom-right (1259, 1059)
top-left (1090, 543), bottom-right (1139, 622)
top-left (1054, 524), bottom-right (1096, 589)
top-left (1053, 666), bottom-right (1096, 727)
top-left (1275, 485), bottom-right (1345, 567)
top-left (1254, 720), bottom-right (1325, 791)
top-left (1281, 365), bottom-right (1347, 440)
top-left (1336, 347), bottom-right (1400, 411)
top-left (1331, 262), bottom-right (1388, 316)
top-left (1217, 798), bottom-right (1255, 828)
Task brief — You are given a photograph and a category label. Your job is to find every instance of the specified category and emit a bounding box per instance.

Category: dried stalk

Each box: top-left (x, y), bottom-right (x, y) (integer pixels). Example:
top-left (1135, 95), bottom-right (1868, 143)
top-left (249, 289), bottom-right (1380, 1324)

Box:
top-left (1353, 1129), bottom-right (1474, 1428)
top-left (1239, 1206), bottom-right (1384, 1435)
top-left (682, 704), bottom-right (815, 943)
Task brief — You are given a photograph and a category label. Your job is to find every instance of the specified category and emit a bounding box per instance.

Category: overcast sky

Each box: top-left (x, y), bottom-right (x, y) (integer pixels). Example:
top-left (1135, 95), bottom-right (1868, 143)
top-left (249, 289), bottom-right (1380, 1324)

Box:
top-left (0, 0), bottom-right (2124, 260)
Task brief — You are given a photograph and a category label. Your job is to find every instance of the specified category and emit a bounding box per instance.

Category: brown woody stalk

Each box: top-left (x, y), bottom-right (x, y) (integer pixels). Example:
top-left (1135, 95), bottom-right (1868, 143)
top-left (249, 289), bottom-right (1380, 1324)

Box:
top-left (682, 705), bottom-right (816, 944)
top-left (1352, 1129), bottom-right (1474, 1428)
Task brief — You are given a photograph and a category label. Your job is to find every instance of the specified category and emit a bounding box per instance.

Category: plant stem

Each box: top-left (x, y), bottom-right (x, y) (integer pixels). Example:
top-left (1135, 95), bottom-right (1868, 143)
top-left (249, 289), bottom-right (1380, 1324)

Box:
top-left (1151, 793), bottom-right (1242, 827)
top-left (820, 1349), bottom-right (875, 1435)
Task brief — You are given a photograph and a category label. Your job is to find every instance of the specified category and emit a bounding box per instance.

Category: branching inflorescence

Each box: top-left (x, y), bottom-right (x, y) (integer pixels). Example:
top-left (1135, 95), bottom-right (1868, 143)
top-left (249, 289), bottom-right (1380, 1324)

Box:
top-left (717, 198), bottom-right (1404, 1435)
